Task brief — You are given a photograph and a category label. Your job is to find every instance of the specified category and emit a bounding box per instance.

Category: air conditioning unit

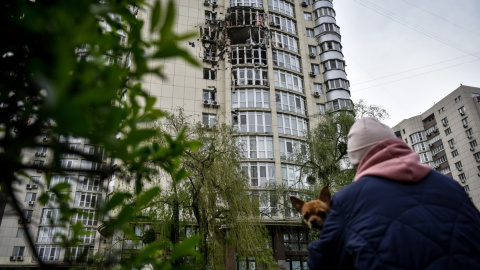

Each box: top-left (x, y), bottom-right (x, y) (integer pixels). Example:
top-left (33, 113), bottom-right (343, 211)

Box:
top-left (233, 115), bottom-right (239, 123)
top-left (458, 168), bottom-right (463, 171)
top-left (314, 92), bottom-right (320, 97)
top-left (41, 152), bottom-right (46, 157)
top-left (309, 52), bottom-right (316, 58)
top-left (10, 256), bottom-right (16, 261)
top-left (26, 184), bottom-right (32, 189)
top-left (212, 1), bottom-right (218, 8)
top-left (468, 135), bottom-right (472, 139)
top-left (309, 72), bottom-right (316, 77)
top-left (212, 100), bottom-right (220, 107)
top-left (35, 152), bottom-right (40, 156)
top-left (443, 122), bottom-right (447, 127)
top-left (28, 201), bottom-right (34, 206)
top-left (32, 184), bottom-right (38, 189)
top-left (460, 111), bottom-right (465, 115)
top-left (464, 123), bottom-right (468, 128)
top-left (302, 1), bottom-right (308, 7)
top-left (471, 148), bottom-right (475, 152)
top-left (17, 256), bottom-right (24, 261)
top-left (203, 99), bottom-right (211, 107)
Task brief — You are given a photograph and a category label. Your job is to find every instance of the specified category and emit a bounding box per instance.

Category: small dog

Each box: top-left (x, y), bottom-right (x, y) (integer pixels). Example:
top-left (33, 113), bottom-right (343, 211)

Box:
top-left (290, 185), bottom-right (331, 230)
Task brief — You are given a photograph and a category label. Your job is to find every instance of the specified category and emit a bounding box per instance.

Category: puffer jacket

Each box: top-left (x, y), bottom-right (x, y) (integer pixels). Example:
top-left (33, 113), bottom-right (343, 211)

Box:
top-left (307, 138), bottom-right (480, 270)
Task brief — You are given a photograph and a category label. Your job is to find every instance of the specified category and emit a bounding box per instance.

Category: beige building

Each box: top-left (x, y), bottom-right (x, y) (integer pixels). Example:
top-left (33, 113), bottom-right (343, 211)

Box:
top-left (0, 0), bottom-right (352, 268)
top-left (392, 85), bottom-right (480, 209)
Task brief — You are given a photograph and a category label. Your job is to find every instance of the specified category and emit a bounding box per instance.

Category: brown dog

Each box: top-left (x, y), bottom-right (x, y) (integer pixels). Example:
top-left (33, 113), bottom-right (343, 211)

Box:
top-left (290, 185), bottom-right (331, 230)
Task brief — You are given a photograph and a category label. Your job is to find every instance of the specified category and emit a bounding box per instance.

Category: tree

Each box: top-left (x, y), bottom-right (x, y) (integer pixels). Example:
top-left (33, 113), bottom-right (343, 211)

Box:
top-left (354, 99), bottom-right (390, 120)
top-left (1, 0), bottom-right (201, 268)
top-left (136, 111), bottom-right (277, 270)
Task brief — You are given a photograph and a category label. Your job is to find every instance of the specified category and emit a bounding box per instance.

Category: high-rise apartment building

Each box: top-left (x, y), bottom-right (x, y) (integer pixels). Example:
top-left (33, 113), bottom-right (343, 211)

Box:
top-left (0, 0), bottom-right (351, 268)
top-left (392, 85), bottom-right (480, 209)
top-left (137, 0), bottom-right (351, 268)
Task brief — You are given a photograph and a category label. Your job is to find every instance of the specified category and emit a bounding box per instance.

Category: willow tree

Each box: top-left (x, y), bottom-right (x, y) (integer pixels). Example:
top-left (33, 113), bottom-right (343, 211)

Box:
top-left (141, 112), bottom-right (276, 270)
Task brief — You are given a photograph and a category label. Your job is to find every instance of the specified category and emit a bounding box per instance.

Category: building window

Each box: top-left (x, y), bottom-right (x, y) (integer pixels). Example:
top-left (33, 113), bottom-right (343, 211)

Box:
top-left (451, 150), bottom-right (458, 157)
top-left (448, 138), bottom-right (455, 149)
top-left (78, 176), bottom-right (101, 191)
top-left (306, 28), bottom-right (314, 37)
top-left (466, 128), bottom-right (474, 139)
top-left (458, 106), bottom-right (466, 115)
top-left (205, 10), bottom-right (216, 20)
top-left (320, 40), bottom-right (342, 53)
top-left (270, 13), bottom-right (297, 35)
top-left (277, 113), bottom-right (308, 137)
top-left (310, 64), bottom-right (320, 74)
top-left (36, 245), bottom-right (61, 261)
top-left (325, 78), bottom-right (349, 90)
top-left (202, 113), bottom-right (217, 127)
top-left (60, 159), bottom-right (78, 169)
top-left (283, 227), bottom-right (310, 251)
top-left (41, 208), bottom-right (61, 224)
top-left (12, 246), bottom-right (25, 257)
top-left (455, 95), bottom-right (461, 102)
top-left (71, 210), bottom-right (98, 226)
top-left (445, 128), bottom-right (451, 135)
top-left (434, 155), bottom-right (447, 167)
top-left (459, 173), bottom-right (467, 183)
top-left (313, 7), bottom-right (336, 19)
top-left (235, 112), bottom-right (272, 133)
top-left (241, 162), bottom-right (275, 187)
top-left (271, 31), bottom-right (299, 53)
top-left (22, 210), bottom-right (33, 220)
top-left (470, 140), bottom-right (478, 149)
top-left (74, 192), bottom-right (100, 208)
top-left (440, 166), bottom-right (451, 175)
top-left (25, 192), bottom-right (36, 202)
top-left (475, 152), bottom-right (480, 162)
top-left (50, 175), bottom-right (75, 188)
top-left (308, 45), bottom-right (317, 55)
top-left (232, 89), bottom-right (270, 109)
top-left (70, 246), bottom-right (95, 262)
top-left (314, 83), bottom-right (323, 94)
top-left (238, 136), bottom-right (274, 159)
top-left (231, 0), bottom-right (264, 7)
top-left (441, 117), bottom-right (448, 126)
top-left (322, 59), bottom-right (345, 71)
top-left (282, 164), bottom-right (308, 189)
top-left (232, 67), bottom-right (268, 86)
top-left (315, 23), bottom-right (340, 35)
top-left (455, 161), bottom-right (463, 171)
top-left (275, 91), bottom-right (307, 115)
top-left (431, 144), bottom-right (445, 156)
top-left (272, 50), bottom-right (301, 72)
top-left (80, 160), bottom-right (104, 170)
top-left (30, 176), bottom-right (40, 185)
top-left (34, 160), bottom-right (44, 168)
top-left (279, 138), bottom-right (306, 161)
top-left (464, 185), bottom-right (470, 193)
top-left (316, 104), bottom-right (326, 115)
top-left (268, 0), bottom-right (294, 17)
top-left (37, 227), bottom-right (64, 243)
top-left (413, 142), bottom-right (428, 153)
top-left (16, 228), bottom-right (25, 238)
top-left (419, 152), bottom-right (431, 163)
top-left (203, 68), bottom-right (216, 80)
top-left (273, 70), bottom-right (304, 93)
top-left (304, 12), bottom-right (312, 21)
top-left (231, 46), bottom-right (267, 65)
top-left (438, 107), bottom-right (444, 114)
top-left (203, 90), bottom-right (216, 103)
top-left (410, 132), bottom-right (427, 144)
top-left (326, 99), bottom-right (352, 111)
top-left (402, 129), bottom-right (405, 134)
top-left (462, 117), bottom-right (469, 127)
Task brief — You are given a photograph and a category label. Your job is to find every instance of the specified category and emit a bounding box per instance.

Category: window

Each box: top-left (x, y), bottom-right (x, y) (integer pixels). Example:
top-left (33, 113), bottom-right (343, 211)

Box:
top-left (231, 46), bottom-right (267, 65)
top-left (70, 246), bottom-right (95, 262)
top-left (46, 193), bottom-right (59, 207)
top-left (253, 190), bottom-right (277, 216)
top-left (22, 210), bottom-right (33, 220)
top-left (462, 117), bottom-right (469, 127)
top-left (402, 129), bottom-right (406, 134)
top-left (275, 91), bottom-right (307, 115)
top-left (410, 132), bottom-right (426, 144)
top-left (16, 228), bottom-right (25, 238)
top-left (419, 152), bottom-right (431, 163)
top-left (241, 162), bottom-right (275, 186)
top-left (232, 67), bottom-right (268, 86)
top-left (12, 246), bottom-right (25, 257)
top-left (316, 104), bottom-right (326, 115)
top-left (235, 112), bottom-right (272, 133)
top-left (310, 64), bottom-right (320, 74)
top-left (315, 23), bottom-right (340, 35)
top-left (464, 185), bottom-right (470, 193)
top-left (71, 210), bottom-right (98, 226)
top-left (74, 228), bottom-right (97, 244)
top-left (268, 0), bottom-right (294, 17)
top-left (279, 138), bottom-right (306, 161)
top-left (50, 175), bottom-right (74, 188)
top-left (74, 192), bottom-right (100, 208)
top-left (36, 245), bottom-right (61, 261)
top-left (438, 107), bottom-right (444, 114)
top-left (308, 45), bottom-right (317, 55)
top-left (434, 155), bottom-right (447, 167)
top-left (272, 50), bottom-right (301, 72)
top-left (326, 99), bottom-right (352, 111)
top-left (205, 10), bottom-right (216, 20)
top-left (413, 142), bottom-right (428, 153)
top-left (25, 192), bottom-right (36, 202)
top-left (325, 78), bottom-right (349, 90)
top-left (425, 124), bottom-right (438, 136)
top-left (37, 227), bottom-right (64, 243)
top-left (455, 95), bottom-right (461, 102)
top-left (232, 89), bottom-right (270, 109)
top-left (78, 176), bottom-right (100, 191)
top-left (237, 257), bottom-right (257, 270)
top-left (62, 143), bottom-right (80, 158)
top-left (304, 12), bottom-right (312, 21)
top-left (283, 227), bottom-right (311, 252)
top-left (277, 114), bottom-right (308, 137)
top-left (60, 159), bottom-right (78, 169)
top-left (451, 150), bottom-right (459, 157)
top-left (36, 145), bottom-right (47, 155)
top-left (203, 68), bottom-right (216, 80)
top-left (313, 83), bottom-right (322, 94)
top-left (441, 117), bottom-right (448, 126)
top-left (466, 128), bottom-right (474, 138)
top-left (41, 209), bottom-right (61, 224)
top-left (271, 31), bottom-right (299, 53)
top-left (314, 7), bottom-right (336, 19)
top-left (306, 28), bottom-right (314, 37)
top-left (431, 144), bottom-right (444, 156)
top-left (448, 138), bottom-right (455, 149)
top-left (470, 140), bottom-right (478, 149)
top-left (231, 0), bottom-right (263, 8)
top-left (320, 41), bottom-right (342, 53)
top-left (80, 160), bottom-right (103, 170)
top-left (458, 106), bottom-right (466, 115)
top-left (273, 69), bottom-right (304, 93)
top-left (202, 113), bottom-right (217, 127)
top-left (322, 59), bottom-right (345, 71)
top-left (270, 14), bottom-right (297, 35)
top-left (30, 176), bottom-right (40, 185)
top-left (238, 136), bottom-right (274, 159)
top-left (445, 128), bottom-right (451, 135)
top-left (203, 90), bottom-right (216, 102)
top-left (34, 160), bottom-right (44, 168)
top-left (475, 152), bottom-right (480, 162)
top-left (428, 134), bottom-right (441, 146)
top-left (459, 173), bottom-right (466, 183)
top-left (440, 166), bottom-right (451, 175)
top-left (282, 164), bottom-right (309, 189)
top-left (455, 161), bottom-right (463, 171)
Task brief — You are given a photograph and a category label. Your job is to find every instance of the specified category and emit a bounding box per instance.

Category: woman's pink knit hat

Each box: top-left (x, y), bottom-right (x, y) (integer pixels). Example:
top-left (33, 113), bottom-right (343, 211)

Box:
top-left (347, 117), bottom-right (396, 165)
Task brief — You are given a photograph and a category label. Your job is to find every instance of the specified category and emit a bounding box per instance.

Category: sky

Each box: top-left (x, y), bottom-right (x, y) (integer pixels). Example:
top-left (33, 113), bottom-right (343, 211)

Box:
top-left (332, 0), bottom-right (480, 127)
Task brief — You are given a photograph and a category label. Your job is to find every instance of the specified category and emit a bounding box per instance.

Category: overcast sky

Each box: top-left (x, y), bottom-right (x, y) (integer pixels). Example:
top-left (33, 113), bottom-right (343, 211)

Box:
top-left (333, 0), bottom-right (480, 127)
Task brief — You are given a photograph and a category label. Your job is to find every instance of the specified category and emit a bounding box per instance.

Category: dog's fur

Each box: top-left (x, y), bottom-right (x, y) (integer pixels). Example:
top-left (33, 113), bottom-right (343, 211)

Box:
top-left (290, 185), bottom-right (331, 230)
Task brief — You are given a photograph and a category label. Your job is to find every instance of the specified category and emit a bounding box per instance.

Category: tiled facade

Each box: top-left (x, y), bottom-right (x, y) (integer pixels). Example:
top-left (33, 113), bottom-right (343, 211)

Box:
top-left (392, 85), bottom-right (480, 209)
top-left (0, 0), bottom-right (351, 268)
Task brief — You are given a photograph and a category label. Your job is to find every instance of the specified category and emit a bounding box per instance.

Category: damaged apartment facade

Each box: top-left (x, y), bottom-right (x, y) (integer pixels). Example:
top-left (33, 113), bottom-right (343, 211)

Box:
top-left (140, 0), bottom-right (351, 268)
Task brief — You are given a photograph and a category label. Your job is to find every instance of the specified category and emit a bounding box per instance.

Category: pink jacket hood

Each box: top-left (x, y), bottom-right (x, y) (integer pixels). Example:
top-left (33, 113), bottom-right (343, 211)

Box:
top-left (354, 138), bottom-right (432, 182)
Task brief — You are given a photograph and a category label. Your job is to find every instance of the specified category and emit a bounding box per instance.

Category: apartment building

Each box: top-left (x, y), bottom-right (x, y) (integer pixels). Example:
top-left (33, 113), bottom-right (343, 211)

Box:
top-left (0, 0), bottom-right (351, 268)
top-left (392, 85), bottom-right (480, 209)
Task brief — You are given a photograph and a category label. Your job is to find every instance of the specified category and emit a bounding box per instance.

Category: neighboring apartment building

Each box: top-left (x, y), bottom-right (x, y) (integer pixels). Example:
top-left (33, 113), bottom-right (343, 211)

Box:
top-left (392, 85), bottom-right (480, 209)
top-left (0, 0), bottom-right (351, 268)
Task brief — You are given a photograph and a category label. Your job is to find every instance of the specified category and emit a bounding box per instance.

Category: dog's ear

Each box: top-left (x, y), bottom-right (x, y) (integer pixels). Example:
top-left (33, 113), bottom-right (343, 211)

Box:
top-left (318, 185), bottom-right (331, 206)
top-left (290, 196), bottom-right (305, 213)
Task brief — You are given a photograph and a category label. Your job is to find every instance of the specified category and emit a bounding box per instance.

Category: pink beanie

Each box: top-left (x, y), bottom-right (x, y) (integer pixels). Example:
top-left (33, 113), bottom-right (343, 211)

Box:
top-left (347, 117), bottom-right (396, 165)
